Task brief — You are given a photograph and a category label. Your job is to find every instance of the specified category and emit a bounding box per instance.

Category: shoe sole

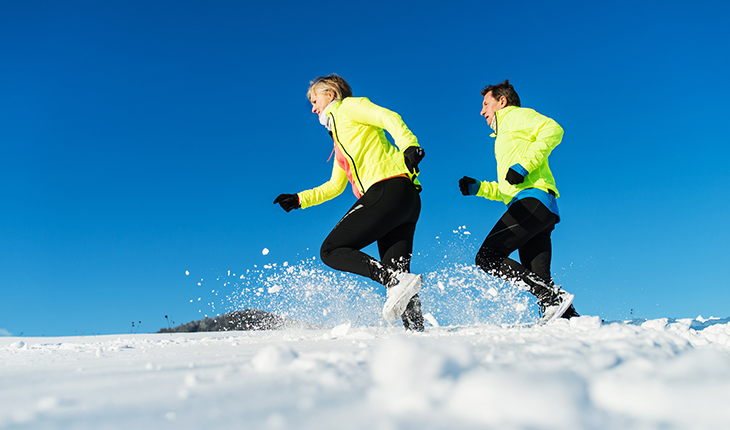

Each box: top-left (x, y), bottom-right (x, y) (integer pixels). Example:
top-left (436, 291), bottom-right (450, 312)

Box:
top-left (382, 275), bottom-right (422, 321)
top-left (540, 293), bottom-right (574, 325)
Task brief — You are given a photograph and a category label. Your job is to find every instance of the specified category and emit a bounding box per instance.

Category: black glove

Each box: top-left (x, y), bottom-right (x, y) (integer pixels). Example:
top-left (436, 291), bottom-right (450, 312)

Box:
top-left (273, 194), bottom-right (300, 212)
top-left (404, 146), bottom-right (425, 174)
top-left (505, 168), bottom-right (525, 185)
top-left (459, 176), bottom-right (479, 196)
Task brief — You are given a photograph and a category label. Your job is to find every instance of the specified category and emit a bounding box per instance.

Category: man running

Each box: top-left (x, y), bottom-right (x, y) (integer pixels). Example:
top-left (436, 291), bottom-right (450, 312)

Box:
top-left (459, 79), bottom-right (578, 323)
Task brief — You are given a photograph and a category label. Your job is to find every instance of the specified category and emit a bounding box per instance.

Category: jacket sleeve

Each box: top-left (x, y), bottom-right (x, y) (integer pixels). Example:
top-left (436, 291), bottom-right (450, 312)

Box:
top-left (518, 112), bottom-right (563, 174)
top-left (342, 97), bottom-right (419, 151)
top-left (476, 180), bottom-right (502, 201)
top-left (297, 161), bottom-right (348, 209)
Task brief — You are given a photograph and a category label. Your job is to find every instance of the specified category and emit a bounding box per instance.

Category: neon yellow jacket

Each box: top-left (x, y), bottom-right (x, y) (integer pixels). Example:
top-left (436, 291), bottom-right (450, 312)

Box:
top-left (477, 105), bottom-right (563, 205)
top-left (298, 97), bottom-right (420, 209)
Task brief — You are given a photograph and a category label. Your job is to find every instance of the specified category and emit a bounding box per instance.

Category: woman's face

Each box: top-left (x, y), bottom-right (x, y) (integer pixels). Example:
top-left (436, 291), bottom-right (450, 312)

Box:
top-left (310, 88), bottom-right (335, 116)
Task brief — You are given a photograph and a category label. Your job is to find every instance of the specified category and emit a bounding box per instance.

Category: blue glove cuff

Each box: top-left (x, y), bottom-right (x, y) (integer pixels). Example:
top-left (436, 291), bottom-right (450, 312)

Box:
top-left (510, 163), bottom-right (529, 177)
top-left (468, 181), bottom-right (481, 196)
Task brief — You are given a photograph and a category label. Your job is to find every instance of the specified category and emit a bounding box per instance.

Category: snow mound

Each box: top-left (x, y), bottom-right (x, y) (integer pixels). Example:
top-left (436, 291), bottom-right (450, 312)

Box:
top-left (2, 316), bottom-right (730, 429)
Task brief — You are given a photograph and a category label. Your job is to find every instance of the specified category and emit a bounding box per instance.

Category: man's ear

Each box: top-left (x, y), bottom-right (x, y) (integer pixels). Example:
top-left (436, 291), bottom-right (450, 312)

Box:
top-left (499, 95), bottom-right (508, 107)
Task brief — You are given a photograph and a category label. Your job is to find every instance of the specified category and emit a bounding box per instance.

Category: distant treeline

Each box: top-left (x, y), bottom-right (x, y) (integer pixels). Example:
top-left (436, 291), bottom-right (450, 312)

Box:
top-left (158, 309), bottom-right (318, 333)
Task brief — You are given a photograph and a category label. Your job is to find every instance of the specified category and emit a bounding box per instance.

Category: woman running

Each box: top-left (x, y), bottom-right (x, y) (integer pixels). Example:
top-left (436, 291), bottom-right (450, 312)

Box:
top-left (274, 74), bottom-right (425, 331)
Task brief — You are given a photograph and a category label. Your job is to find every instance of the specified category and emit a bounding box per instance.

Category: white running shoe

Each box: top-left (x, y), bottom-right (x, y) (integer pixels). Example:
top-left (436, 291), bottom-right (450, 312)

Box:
top-left (539, 290), bottom-right (574, 325)
top-left (382, 273), bottom-right (422, 321)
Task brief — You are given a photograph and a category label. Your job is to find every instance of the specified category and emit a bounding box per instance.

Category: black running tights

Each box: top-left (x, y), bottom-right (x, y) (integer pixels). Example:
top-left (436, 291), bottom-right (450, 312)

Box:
top-left (320, 177), bottom-right (421, 286)
top-left (475, 198), bottom-right (558, 297)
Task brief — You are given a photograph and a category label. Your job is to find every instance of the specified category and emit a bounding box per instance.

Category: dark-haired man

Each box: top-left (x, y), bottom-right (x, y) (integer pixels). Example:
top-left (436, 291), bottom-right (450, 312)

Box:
top-left (459, 80), bottom-right (578, 323)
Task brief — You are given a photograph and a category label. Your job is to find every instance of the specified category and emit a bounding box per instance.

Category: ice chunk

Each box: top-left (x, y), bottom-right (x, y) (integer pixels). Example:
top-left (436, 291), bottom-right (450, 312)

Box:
top-left (330, 322), bottom-right (351, 338)
top-left (424, 313), bottom-right (439, 327)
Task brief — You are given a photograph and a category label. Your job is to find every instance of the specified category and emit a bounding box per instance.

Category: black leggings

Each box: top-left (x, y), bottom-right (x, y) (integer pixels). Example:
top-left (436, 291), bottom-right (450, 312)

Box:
top-left (320, 176), bottom-right (421, 286)
top-left (475, 198), bottom-right (558, 300)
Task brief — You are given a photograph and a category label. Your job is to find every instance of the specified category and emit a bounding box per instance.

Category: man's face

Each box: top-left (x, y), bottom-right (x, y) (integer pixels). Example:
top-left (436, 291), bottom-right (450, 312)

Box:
top-left (480, 91), bottom-right (506, 127)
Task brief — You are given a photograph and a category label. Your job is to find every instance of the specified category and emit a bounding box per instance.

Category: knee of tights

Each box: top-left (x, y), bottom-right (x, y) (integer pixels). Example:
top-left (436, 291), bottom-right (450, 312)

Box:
top-left (475, 248), bottom-right (506, 272)
top-left (319, 242), bottom-right (334, 266)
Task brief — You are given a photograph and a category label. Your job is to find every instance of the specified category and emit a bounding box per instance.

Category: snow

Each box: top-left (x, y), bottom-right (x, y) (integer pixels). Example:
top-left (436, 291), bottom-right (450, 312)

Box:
top-left (3, 317), bottom-right (730, 429)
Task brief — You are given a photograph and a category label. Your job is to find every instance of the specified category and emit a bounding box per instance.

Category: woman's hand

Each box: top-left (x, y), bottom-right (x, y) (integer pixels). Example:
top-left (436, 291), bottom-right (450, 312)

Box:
top-left (273, 194), bottom-right (301, 212)
top-left (404, 146), bottom-right (425, 174)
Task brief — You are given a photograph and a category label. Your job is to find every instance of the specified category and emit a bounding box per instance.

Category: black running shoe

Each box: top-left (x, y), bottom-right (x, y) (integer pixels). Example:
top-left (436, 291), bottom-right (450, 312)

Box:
top-left (401, 294), bottom-right (424, 332)
top-left (560, 304), bottom-right (580, 319)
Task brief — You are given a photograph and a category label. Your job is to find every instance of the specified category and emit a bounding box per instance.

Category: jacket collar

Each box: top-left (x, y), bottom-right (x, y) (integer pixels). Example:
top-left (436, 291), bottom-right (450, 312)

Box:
top-left (324, 99), bottom-right (340, 116)
top-left (490, 105), bottom-right (518, 137)
top-left (319, 100), bottom-right (338, 130)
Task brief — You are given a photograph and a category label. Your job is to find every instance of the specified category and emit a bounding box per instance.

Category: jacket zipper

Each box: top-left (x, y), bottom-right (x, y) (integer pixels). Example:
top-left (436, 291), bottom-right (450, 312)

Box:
top-left (493, 110), bottom-right (499, 136)
top-left (330, 112), bottom-right (365, 194)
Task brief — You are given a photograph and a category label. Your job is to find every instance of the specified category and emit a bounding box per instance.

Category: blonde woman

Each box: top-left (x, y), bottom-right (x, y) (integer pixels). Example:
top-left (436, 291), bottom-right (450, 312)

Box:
top-left (274, 74), bottom-right (425, 331)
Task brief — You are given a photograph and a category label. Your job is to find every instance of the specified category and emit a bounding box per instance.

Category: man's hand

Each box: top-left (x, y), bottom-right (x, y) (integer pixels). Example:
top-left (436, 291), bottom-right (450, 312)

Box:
top-left (505, 164), bottom-right (528, 185)
top-left (459, 176), bottom-right (480, 196)
top-left (404, 146), bottom-right (425, 174)
top-left (273, 194), bottom-right (300, 212)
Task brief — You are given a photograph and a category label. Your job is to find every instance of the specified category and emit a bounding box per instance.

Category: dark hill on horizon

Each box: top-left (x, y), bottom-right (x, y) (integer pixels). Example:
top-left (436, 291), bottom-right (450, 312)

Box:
top-left (158, 309), bottom-right (321, 333)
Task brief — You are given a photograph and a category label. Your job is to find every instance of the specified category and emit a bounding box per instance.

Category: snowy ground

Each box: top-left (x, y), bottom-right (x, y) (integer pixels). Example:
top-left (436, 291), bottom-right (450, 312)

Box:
top-left (2, 316), bottom-right (730, 429)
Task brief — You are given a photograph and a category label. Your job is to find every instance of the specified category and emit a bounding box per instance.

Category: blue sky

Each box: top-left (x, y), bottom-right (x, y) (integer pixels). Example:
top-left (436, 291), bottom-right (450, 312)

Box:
top-left (2, 0), bottom-right (729, 336)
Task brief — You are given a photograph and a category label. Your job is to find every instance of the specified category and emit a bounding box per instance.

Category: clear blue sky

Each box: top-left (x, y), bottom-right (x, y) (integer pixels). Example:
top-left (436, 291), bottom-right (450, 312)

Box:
top-left (2, 0), bottom-right (729, 336)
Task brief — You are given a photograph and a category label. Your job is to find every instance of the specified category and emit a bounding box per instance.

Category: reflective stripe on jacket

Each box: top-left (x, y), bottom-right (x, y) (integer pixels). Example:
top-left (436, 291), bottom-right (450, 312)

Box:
top-left (477, 105), bottom-right (562, 205)
top-left (298, 97), bottom-right (419, 209)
